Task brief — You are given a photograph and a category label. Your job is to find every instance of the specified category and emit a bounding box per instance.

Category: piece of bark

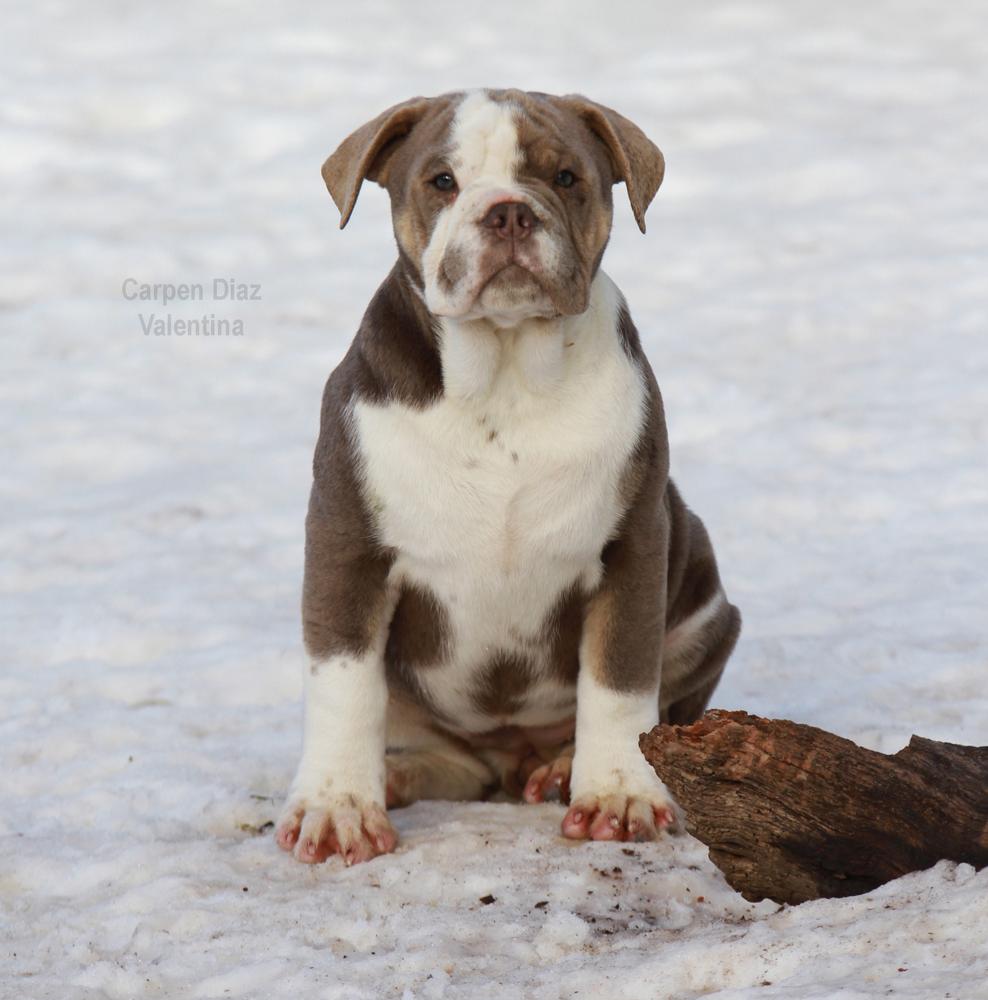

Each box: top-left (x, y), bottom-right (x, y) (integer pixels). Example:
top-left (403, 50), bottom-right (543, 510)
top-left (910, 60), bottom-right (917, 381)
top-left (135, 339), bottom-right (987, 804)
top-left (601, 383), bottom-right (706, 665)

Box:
top-left (639, 710), bottom-right (988, 905)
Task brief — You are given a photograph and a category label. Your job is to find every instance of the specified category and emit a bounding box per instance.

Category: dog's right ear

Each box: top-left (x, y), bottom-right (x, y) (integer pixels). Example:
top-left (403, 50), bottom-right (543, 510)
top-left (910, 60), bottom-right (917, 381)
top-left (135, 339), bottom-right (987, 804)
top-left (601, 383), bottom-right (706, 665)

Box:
top-left (322, 97), bottom-right (433, 229)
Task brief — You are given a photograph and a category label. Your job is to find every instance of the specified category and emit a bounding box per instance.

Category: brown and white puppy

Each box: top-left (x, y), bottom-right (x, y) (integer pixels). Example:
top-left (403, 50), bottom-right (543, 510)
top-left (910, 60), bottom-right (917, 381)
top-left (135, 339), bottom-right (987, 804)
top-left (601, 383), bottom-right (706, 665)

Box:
top-left (275, 90), bottom-right (741, 866)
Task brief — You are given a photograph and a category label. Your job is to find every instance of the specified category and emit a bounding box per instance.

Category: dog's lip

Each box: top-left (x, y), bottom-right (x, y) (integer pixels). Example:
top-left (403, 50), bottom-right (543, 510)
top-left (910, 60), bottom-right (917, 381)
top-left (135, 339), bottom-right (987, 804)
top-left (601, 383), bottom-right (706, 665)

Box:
top-left (477, 260), bottom-right (544, 293)
top-left (480, 260), bottom-right (585, 316)
top-left (488, 260), bottom-right (534, 279)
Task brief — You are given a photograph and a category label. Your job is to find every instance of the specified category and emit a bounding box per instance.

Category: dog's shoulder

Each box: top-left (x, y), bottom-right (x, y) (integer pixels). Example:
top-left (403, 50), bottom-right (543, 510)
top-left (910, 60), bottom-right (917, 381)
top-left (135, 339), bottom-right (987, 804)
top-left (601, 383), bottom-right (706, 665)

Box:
top-left (319, 264), bottom-right (442, 424)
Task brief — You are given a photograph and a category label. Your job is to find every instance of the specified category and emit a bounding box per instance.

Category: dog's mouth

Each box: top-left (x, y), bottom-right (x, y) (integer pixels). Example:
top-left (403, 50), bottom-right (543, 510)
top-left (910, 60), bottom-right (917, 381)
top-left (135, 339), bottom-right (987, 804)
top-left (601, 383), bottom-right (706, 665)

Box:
top-left (428, 243), bottom-right (584, 323)
top-left (477, 260), bottom-right (590, 320)
top-left (478, 261), bottom-right (542, 293)
top-left (471, 262), bottom-right (560, 322)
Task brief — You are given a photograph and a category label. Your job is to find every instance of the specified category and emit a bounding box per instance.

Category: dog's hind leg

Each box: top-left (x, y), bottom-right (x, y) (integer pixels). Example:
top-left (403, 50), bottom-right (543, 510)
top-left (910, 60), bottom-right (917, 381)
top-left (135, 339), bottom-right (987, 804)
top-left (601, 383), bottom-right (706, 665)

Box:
top-left (660, 600), bottom-right (740, 724)
top-left (385, 698), bottom-right (495, 807)
top-left (660, 488), bottom-right (742, 725)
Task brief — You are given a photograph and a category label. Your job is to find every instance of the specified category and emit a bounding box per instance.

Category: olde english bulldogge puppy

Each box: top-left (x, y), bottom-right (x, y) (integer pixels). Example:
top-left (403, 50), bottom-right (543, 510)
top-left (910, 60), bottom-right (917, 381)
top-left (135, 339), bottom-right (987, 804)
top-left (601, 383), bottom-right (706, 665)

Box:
top-left (276, 89), bottom-right (741, 865)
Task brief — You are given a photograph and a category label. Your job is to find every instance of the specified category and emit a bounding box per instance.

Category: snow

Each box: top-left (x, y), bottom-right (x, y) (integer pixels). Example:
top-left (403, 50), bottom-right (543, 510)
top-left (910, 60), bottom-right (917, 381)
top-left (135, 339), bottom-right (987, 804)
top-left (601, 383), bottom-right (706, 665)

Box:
top-left (2, 0), bottom-right (987, 997)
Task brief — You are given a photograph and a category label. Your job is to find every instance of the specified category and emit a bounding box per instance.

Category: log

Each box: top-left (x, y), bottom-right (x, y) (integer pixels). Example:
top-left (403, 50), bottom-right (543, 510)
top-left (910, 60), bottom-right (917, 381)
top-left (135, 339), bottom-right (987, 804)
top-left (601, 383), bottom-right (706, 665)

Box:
top-left (639, 710), bottom-right (988, 905)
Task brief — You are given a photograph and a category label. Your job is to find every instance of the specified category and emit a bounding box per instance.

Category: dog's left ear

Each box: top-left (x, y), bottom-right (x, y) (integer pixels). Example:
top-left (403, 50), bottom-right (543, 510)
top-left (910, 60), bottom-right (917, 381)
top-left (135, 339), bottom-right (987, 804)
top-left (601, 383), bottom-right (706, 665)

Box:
top-left (322, 97), bottom-right (433, 229)
top-left (558, 96), bottom-right (664, 234)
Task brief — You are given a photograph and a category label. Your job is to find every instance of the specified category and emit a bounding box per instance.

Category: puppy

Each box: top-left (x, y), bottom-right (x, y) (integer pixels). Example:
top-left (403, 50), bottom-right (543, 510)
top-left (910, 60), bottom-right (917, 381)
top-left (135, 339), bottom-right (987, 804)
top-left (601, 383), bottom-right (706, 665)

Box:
top-left (276, 90), bottom-right (741, 865)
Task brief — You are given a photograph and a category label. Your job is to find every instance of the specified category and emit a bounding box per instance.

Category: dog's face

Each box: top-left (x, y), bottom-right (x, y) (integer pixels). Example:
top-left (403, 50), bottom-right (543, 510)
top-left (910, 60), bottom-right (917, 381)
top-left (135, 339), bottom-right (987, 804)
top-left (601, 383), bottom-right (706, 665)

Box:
top-left (322, 90), bottom-right (665, 325)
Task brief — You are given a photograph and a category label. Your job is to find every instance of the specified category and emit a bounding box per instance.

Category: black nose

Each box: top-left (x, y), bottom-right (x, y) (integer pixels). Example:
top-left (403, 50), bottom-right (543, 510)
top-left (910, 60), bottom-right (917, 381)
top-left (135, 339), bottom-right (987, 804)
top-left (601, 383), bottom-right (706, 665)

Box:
top-left (481, 201), bottom-right (538, 241)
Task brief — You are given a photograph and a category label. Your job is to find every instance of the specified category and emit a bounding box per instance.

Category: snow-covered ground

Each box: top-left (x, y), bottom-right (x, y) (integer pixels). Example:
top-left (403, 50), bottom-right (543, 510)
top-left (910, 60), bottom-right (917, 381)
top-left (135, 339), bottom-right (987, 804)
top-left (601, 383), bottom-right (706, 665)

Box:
top-left (2, 1), bottom-right (987, 997)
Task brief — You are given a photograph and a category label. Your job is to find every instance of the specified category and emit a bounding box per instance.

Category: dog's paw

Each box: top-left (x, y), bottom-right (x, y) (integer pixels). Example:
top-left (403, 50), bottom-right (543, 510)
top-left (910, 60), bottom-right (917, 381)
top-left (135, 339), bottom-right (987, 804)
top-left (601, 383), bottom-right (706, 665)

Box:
top-left (522, 754), bottom-right (572, 804)
top-left (561, 791), bottom-right (680, 841)
top-left (275, 794), bottom-right (397, 866)
top-left (562, 751), bottom-right (683, 842)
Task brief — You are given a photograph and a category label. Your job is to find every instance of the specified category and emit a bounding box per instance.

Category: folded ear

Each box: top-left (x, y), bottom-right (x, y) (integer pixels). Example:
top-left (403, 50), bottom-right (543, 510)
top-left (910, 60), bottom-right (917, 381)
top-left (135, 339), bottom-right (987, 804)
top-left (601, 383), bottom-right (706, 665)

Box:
top-left (322, 97), bottom-right (433, 229)
top-left (559, 95), bottom-right (664, 233)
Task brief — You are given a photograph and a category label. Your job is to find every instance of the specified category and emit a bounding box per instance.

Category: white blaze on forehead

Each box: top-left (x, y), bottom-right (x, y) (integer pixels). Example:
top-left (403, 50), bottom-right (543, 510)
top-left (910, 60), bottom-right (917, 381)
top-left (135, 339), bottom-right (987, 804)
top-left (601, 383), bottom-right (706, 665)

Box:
top-left (449, 91), bottom-right (522, 189)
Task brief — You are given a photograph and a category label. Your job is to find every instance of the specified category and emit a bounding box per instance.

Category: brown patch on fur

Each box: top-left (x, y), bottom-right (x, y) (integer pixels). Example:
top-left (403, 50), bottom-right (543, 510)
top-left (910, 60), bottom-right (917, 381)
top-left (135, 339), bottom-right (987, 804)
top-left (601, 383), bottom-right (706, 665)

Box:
top-left (301, 422), bottom-right (393, 661)
top-left (542, 582), bottom-right (585, 685)
top-left (437, 245), bottom-right (467, 293)
top-left (613, 302), bottom-right (665, 513)
top-left (580, 587), bottom-right (616, 684)
top-left (392, 209), bottom-right (425, 280)
top-left (348, 263), bottom-right (444, 408)
top-left (470, 651), bottom-right (535, 716)
top-left (385, 582), bottom-right (450, 669)
top-left (301, 529), bottom-right (391, 661)
top-left (584, 509), bottom-right (667, 696)
top-left (615, 298), bottom-right (641, 362)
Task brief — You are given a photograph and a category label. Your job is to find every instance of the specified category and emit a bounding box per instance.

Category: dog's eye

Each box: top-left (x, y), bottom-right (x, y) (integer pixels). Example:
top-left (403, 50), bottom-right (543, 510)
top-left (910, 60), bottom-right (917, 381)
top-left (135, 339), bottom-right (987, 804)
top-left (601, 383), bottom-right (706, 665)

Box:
top-left (555, 169), bottom-right (576, 188)
top-left (431, 172), bottom-right (457, 192)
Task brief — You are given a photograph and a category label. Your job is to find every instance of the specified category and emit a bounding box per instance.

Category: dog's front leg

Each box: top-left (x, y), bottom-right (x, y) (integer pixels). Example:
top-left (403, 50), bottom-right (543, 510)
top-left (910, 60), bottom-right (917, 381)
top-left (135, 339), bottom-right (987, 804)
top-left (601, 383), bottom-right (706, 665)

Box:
top-left (275, 482), bottom-right (398, 865)
top-left (563, 500), bottom-right (680, 843)
top-left (276, 642), bottom-right (396, 865)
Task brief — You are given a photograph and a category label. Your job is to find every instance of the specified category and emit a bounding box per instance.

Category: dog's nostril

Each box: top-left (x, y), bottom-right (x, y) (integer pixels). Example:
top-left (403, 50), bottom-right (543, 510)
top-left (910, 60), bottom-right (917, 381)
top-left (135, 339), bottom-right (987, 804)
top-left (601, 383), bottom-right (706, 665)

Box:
top-left (484, 205), bottom-right (509, 230)
top-left (515, 203), bottom-right (535, 229)
top-left (482, 201), bottom-right (538, 240)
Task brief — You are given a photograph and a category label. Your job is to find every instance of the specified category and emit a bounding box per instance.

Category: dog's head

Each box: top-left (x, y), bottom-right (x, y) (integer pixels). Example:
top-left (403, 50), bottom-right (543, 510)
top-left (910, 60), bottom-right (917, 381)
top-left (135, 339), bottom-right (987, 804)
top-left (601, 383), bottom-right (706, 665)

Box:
top-left (322, 90), bottom-right (664, 326)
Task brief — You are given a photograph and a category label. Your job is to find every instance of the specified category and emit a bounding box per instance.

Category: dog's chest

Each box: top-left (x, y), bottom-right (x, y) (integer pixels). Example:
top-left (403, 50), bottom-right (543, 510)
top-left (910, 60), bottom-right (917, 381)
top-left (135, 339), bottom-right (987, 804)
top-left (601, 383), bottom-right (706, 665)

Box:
top-left (357, 395), bottom-right (625, 579)
top-left (351, 296), bottom-right (646, 728)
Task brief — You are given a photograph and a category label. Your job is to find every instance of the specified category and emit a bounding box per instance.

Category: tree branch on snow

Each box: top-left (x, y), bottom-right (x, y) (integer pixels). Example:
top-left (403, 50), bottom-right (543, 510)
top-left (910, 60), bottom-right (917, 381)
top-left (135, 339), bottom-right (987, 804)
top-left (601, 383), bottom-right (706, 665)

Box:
top-left (640, 710), bottom-right (988, 905)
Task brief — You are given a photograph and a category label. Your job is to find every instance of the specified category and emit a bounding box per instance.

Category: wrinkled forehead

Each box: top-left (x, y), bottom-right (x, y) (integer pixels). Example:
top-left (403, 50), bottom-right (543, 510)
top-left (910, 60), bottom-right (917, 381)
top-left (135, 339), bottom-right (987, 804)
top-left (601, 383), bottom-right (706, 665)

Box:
top-left (400, 89), bottom-right (607, 186)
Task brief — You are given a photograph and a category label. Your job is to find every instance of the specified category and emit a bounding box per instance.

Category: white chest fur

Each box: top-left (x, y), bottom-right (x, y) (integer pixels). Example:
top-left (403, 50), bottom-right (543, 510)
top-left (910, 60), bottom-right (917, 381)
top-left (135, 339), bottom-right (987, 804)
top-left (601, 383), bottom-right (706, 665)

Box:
top-left (352, 273), bottom-right (646, 731)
